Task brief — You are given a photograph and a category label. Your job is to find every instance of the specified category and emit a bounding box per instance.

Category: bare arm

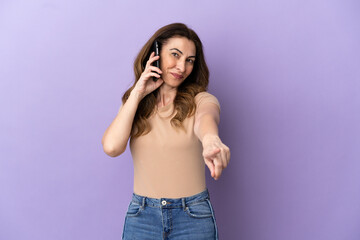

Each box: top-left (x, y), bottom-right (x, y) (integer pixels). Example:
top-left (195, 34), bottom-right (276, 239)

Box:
top-left (194, 102), bottom-right (220, 142)
top-left (102, 51), bottom-right (164, 157)
top-left (101, 92), bottom-right (141, 157)
top-left (194, 101), bottom-right (230, 180)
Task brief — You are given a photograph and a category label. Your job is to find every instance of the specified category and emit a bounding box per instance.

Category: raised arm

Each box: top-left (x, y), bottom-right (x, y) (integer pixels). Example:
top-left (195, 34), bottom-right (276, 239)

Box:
top-left (101, 92), bottom-right (141, 157)
top-left (194, 93), bottom-right (230, 180)
top-left (102, 51), bottom-right (164, 157)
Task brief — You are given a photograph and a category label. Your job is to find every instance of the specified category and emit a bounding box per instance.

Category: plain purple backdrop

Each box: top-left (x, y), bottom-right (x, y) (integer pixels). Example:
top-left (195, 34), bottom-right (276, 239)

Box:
top-left (1, 0), bottom-right (359, 239)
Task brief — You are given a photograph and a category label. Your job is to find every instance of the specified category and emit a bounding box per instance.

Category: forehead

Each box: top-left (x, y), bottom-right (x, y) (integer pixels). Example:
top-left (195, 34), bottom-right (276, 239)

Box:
top-left (164, 37), bottom-right (196, 55)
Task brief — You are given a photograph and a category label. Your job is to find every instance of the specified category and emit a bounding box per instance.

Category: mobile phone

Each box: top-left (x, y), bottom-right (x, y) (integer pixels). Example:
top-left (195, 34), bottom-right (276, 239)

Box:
top-left (151, 40), bottom-right (161, 81)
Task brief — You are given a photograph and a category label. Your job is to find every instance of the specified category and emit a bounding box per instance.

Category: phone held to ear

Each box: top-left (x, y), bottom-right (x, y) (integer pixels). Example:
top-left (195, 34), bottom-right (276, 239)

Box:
top-left (151, 40), bottom-right (161, 82)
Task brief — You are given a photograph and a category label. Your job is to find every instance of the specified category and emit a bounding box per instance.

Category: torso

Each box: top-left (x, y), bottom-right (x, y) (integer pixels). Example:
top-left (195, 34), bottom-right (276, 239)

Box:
top-left (129, 102), bottom-right (206, 198)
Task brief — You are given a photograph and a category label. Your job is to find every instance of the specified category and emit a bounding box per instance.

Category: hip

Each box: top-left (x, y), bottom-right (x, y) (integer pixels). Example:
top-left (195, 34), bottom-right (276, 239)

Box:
top-left (122, 188), bottom-right (219, 240)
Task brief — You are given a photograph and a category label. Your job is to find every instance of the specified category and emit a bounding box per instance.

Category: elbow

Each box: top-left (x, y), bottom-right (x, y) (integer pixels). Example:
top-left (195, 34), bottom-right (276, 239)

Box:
top-left (102, 143), bottom-right (126, 158)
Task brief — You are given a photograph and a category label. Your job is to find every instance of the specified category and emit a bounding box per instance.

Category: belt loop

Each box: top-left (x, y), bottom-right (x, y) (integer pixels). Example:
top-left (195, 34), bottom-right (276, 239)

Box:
top-left (181, 197), bottom-right (186, 211)
top-left (142, 196), bottom-right (146, 209)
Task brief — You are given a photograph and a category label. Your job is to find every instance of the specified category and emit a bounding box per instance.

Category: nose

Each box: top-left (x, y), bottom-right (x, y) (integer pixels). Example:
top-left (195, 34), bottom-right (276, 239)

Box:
top-left (176, 60), bottom-right (186, 73)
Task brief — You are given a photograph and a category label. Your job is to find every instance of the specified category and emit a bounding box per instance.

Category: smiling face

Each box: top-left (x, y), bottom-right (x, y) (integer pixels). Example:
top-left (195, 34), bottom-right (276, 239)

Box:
top-left (159, 36), bottom-right (196, 88)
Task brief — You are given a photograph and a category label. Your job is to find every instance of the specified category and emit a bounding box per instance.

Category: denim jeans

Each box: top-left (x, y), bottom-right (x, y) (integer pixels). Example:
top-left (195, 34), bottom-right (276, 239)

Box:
top-left (122, 188), bottom-right (219, 240)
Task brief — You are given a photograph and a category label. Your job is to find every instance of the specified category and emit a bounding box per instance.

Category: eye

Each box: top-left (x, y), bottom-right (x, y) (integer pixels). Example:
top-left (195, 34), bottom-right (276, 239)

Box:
top-left (187, 59), bottom-right (195, 63)
top-left (171, 52), bottom-right (179, 57)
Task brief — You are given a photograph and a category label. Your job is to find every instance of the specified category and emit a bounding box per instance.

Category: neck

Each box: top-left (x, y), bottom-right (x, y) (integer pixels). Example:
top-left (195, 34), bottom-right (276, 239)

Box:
top-left (157, 83), bottom-right (177, 108)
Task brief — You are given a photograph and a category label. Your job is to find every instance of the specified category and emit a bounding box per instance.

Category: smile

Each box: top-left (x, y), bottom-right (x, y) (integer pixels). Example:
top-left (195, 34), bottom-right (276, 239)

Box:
top-left (171, 73), bottom-right (183, 79)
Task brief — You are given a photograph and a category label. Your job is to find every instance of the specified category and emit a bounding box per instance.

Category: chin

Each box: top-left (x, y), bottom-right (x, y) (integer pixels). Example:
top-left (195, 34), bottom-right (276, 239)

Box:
top-left (163, 78), bottom-right (185, 88)
top-left (167, 83), bottom-right (181, 88)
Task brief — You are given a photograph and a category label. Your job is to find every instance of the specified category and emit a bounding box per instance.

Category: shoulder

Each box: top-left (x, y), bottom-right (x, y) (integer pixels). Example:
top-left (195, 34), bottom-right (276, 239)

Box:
top-left (194, 91), bottom-right (221, 110)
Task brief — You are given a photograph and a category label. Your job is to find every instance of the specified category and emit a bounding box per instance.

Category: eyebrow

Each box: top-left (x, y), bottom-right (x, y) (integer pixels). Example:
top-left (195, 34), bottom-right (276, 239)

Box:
top-left (169, 48), bottom-right (196, 58)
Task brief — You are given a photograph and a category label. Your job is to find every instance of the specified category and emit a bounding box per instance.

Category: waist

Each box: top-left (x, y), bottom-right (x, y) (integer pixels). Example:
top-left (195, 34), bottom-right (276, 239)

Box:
top-left (131, 188), bottom-right (210, 209)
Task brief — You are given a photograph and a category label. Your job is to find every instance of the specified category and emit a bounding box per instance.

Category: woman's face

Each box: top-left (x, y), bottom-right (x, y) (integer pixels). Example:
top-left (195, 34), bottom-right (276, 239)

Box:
top-left (159, 36), bottom-right (196, 88)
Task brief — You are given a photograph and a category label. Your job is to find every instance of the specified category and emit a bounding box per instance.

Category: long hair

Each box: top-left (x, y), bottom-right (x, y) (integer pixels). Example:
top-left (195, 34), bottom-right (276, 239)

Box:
top-left (122, 23), bottom-right (209, 138)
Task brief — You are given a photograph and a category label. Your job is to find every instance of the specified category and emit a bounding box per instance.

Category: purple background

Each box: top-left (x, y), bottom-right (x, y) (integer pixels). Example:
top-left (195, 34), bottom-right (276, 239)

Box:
top-left (1, 0), bottom-right (359, 239)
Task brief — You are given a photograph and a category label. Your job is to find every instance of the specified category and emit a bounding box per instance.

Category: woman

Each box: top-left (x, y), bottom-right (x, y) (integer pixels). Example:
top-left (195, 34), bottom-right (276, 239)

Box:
top-left (102, 23), bottom-right (230, 240)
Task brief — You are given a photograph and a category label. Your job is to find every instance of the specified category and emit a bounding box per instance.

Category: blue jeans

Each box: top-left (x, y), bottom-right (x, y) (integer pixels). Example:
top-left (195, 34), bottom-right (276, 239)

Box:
top-left (122, 188), bottom-right (219, 240)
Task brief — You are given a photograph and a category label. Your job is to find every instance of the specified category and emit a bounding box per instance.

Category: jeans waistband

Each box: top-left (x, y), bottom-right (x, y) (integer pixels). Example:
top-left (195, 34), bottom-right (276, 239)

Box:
top-left (131, 188), bottom-right (210, 209)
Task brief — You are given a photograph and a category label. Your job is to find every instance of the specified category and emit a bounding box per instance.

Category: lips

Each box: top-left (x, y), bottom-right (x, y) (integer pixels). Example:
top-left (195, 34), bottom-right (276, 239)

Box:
top-left (171, 73), bottom-right (183, 79)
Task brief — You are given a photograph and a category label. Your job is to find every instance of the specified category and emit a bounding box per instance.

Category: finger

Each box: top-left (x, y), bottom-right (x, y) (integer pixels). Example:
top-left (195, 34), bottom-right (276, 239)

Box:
top-left (146, 54), bottom-right (160, 67)
top-left (150, 51), bottom-right (156, 58)
top-left (223, 147), bottom-right (230, 167)
top-left (145, 71), bottom-right (161, 79)
top-left (205, 159), bottom-right (215, 178)
top-left (226, 148), bottom-right (231, 165)
top-left (203, 148), bottom-right (221, 158)
top-left (220, 148), bottom-right (227, 168)
top-left (148, 66), bottom-right (163, 74)
top-left (144, 52), bottom-right (154, 67)
top-left (204, 158), bottom-right (215, 178)
top-left (145, 52), bottom-right (155, 67)
top-left (214, 160), bottom-right (222, 180)
top-left (153, 78), bottom-right (164, 89)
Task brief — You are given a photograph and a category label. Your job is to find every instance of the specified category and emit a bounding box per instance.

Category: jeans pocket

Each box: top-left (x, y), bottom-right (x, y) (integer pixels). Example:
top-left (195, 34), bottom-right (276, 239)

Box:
top-left (126, 201), bottom-right (143, 217)
top-left (185, 199), bottom-right (213, 218)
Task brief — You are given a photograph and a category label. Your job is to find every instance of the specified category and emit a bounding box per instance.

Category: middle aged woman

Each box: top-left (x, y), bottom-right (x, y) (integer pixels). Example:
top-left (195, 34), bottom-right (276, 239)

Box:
top-left (102, 22), bottom-right (230, 240)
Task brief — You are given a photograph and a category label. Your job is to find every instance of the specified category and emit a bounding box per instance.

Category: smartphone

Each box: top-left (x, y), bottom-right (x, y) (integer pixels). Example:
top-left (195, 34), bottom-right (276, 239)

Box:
top-left (151, 40), bottom-right (161, 81)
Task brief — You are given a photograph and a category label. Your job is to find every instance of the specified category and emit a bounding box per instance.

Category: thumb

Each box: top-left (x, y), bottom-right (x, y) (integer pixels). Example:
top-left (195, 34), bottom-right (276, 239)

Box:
top-left (203, 148), bottom-right (221, 158)
top-left (153, 78), bottom-right (164, 89)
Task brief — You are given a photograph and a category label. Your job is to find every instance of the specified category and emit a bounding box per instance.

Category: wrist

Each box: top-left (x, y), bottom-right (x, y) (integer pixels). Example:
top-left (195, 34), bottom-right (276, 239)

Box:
top-left (201, 134), bottom-right (220, 144)
top-left (129, 90), bottom-right (142, 103)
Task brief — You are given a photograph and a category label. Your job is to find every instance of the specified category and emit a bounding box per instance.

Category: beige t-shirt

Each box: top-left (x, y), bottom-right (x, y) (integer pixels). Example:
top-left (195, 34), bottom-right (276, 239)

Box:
top-left (129, 91), bottom-right (220, 198)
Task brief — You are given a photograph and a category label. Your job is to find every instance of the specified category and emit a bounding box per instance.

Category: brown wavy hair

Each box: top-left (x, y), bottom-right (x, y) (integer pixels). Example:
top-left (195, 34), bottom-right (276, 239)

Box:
top-left (122, 23), bottom-right (209, 138)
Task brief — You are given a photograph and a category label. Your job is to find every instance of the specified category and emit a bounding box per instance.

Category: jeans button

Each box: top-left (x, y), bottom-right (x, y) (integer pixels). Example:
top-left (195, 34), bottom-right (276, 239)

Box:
top-left (161, 200), bottom-right (167, 206)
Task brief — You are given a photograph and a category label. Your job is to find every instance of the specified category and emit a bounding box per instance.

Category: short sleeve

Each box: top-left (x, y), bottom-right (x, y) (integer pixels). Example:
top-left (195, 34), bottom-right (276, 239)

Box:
top-left (194, 91), bottom-right (221, 111)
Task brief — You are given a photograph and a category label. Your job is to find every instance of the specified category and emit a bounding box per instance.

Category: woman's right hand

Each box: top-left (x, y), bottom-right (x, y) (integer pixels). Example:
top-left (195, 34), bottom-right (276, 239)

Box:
top-left (132, 51), bottom-right (164, 100)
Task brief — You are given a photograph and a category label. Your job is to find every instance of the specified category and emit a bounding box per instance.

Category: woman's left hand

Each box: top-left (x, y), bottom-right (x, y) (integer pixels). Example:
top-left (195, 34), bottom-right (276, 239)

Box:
top-left (202, 134), bottom-right (230, 180)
